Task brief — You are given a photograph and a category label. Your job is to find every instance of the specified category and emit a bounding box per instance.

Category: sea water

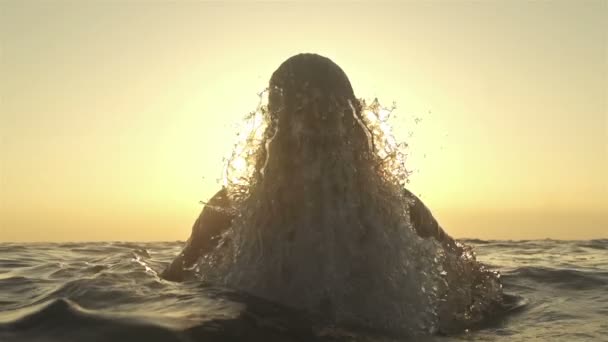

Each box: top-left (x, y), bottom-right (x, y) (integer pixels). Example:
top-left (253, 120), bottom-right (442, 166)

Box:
top-left (0, 239), bottom-right (606, 341)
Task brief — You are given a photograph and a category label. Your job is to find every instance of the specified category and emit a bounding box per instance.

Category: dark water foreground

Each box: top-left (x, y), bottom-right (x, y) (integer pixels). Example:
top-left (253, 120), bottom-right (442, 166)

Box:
top-left (0, 239), bottom-right (606, 342)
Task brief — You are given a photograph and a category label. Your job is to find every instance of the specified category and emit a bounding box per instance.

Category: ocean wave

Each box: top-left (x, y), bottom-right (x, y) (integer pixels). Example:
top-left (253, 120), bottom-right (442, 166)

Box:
top-left (503, 266), bottom-right (608, 290)
top-left (577, 239), bottom-right (608, 250)
top-left (459, 239), bottom-right (491, 244)
top-left (0, 297), bottom-right (338, 342)
top-left (0, 299), bottom-right (185, 342)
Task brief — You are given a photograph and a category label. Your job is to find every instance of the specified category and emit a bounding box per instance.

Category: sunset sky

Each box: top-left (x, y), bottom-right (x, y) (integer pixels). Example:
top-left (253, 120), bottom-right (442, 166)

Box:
top-left (1, 1), bottom-right (606, 241)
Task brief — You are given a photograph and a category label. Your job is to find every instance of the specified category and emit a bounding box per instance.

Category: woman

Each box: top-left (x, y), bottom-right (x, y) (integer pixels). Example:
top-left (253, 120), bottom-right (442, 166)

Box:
top-left (163, 53), bottom-right (504, 336)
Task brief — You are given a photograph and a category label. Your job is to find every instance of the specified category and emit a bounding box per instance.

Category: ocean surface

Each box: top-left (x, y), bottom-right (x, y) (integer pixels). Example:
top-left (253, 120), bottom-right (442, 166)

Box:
top-left (0, 239), bottom-right (606, 342)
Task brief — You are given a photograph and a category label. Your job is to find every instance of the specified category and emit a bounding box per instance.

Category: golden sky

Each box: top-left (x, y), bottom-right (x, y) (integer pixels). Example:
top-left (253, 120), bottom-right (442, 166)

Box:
top-left (1, 1), bottom-right (606, 241)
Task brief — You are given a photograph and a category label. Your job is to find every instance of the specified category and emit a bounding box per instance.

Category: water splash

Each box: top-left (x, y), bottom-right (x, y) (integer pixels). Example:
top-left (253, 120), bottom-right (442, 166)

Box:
top-left (200, 93), bottom-right (503, 336)
top-left (222, 89), bottom-right (274, 204)
top-left (223, 95), bottom-right (413, 204)
top-left (199, 93), bottom-right (452, 335)
top-left (357, 98), bottom-right (412, 188)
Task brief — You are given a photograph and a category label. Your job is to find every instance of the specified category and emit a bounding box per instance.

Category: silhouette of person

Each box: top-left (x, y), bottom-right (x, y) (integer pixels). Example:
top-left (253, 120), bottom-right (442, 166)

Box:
top-left (162, 53), bottom-right (458, 281)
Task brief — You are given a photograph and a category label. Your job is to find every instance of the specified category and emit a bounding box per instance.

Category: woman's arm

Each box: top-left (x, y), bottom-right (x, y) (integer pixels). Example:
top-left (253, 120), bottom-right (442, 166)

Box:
top-left (161, 188), bottom-right (233, 281)
top-left (402, 188), bottom-right (459, 251)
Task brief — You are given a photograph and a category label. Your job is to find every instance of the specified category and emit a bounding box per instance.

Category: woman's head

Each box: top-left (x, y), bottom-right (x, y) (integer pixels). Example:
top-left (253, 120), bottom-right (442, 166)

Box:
top-left (264, 54), bottom-right (371, 172)
top-left (268, 53), bottom-right (356, 115)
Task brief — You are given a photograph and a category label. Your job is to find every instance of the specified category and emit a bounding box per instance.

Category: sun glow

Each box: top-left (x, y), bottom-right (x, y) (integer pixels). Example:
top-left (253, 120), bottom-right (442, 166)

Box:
top-left (2, 1), bottom-right (605, 241)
